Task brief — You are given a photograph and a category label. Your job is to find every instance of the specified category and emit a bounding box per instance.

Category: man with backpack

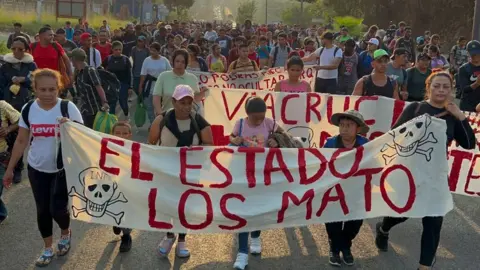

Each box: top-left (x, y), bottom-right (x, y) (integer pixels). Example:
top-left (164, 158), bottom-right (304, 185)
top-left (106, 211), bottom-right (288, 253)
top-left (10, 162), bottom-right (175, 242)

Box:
top-left (302, 32), bottom-right (343, 94)
top-left (71, 49), bottom-right (109, 128)
top-left (269, 32), bottom-right (291, 68)
top-left (30, 27), bottom-right (72, 76)
top-left (80, 33), bottom-right (102, 68)
top-left (386, 48), bottom-right (409, 100)
top-left (228, 44), bottom-right (259, 73)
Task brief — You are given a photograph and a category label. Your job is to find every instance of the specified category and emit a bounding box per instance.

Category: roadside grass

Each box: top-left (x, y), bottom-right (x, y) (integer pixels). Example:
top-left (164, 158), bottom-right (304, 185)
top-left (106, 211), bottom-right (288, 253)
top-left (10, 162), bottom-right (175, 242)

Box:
top-left (0, 11), bottom-right (130, 35)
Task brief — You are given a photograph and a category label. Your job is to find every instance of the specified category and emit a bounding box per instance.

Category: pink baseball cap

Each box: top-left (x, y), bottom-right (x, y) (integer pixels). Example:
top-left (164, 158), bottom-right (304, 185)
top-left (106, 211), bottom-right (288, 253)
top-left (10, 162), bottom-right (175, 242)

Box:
top-left (172, 85), bottom-right (194, 100)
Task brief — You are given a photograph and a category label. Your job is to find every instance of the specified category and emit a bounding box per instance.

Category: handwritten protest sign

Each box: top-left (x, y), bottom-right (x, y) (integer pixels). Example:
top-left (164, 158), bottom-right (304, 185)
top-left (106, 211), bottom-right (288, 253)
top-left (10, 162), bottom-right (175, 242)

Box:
top-left (61, 120), bottom-right (451, 233)
top-left (191, 66), bottom-right (316, 90)
top-left (204, 89), bottom-right (480, 197)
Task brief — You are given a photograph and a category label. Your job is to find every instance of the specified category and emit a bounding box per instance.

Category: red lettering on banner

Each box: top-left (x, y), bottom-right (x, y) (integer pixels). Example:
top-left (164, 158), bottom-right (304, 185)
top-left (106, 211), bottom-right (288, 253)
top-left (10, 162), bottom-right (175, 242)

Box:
top-left (306, 93), bottom-right (321, 123)
top-left (199, 74), bottom-right (209, 84)
top-left (264, 148), bottom-right (294, 186)
top-left (222, 91), bottom-right (250, 120)
top-left (147, 188), bottom-right (174, 229)
top-left (281, 94), bottom-right (300, 125)
top-left (178, 189), bottom-right (213, 230)
top-left (263, 93), bottom-right (276, 119)
top-left (448, 150), bottom-right (473, 192)
top-left (211, 73), bottom-right (219, 83)
top-left (316, 184), bottom-right (349, 216)
top-left (326, 96), bottom-right (351, 125)
top-left (298, 149), bottom-right (328, 185)
top-left (380, 165), bottom-right (415, 213)
top-left (319, 131), bottom-right (332, 147)
top-left (369, 131), bottom-right (385, 141)
top-left (131, 142), bottom-right (153, 181)
top-left (328, 147), bottom-right (364, 179)
top-left (277, 189), bottom-right (315, 223)
top-left (354, 168), bottom-right (383, 212)
top-left (179, 147), bottom-right (204, 188)
top-left (465, 154), bottom-right (480, 195)
top-left (210, 148), bottom-right (234, 188)
top-left (238, 147), bottom-right (265, 188)
top-left (264, 79), bottom-right (272, 89)
top-left (354, 96), bottom-right (378, 125)
top-left (99, 138), bottom-right (124, 176)
top-left (219, 193), bottom-right (247, 230)
top-left (391, 100), bottom-right (406, 127)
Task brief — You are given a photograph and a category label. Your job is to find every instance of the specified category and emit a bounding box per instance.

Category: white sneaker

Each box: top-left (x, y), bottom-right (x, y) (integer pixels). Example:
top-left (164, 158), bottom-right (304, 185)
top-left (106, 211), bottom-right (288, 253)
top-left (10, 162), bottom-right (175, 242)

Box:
top-left (250, 237), bottom-right (262, 254)
top-left (233, 253), bottom-right (248, 270)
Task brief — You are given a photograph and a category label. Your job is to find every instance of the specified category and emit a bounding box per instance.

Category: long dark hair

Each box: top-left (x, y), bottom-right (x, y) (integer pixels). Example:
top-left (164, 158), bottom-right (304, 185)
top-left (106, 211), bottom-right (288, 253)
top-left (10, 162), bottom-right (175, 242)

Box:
top-left (172, 49), bottom-right (189, 69)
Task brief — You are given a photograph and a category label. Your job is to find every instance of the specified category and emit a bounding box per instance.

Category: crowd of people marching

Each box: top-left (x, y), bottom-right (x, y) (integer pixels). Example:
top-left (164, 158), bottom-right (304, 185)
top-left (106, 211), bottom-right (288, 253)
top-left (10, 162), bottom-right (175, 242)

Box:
top-left (0, 17), bottom-right (479, 270)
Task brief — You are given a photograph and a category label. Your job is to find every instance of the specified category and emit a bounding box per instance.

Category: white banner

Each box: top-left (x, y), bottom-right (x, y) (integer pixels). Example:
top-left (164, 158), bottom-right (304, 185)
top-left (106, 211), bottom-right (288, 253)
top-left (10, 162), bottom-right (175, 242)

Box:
top-left (192, 66), bottom-right (316, 91)
top-left (204, 89), bottom-right (480, 197)
top-left (61, 120), bottom-right (452, 233)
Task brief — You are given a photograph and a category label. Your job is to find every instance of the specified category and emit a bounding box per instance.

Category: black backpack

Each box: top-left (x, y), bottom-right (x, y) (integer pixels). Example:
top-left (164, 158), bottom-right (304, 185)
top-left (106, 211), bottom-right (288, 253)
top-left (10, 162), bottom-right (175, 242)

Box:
top-left (96, 67), bottom-right (121, 103)
top-left (159, 110), bottom-right (203, 146)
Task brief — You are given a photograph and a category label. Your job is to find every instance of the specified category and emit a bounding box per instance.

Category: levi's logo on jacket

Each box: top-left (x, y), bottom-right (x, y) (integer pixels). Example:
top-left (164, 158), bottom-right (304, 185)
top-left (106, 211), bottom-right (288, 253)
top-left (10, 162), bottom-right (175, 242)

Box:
top-left (31, 124), bottom-right (58, 137)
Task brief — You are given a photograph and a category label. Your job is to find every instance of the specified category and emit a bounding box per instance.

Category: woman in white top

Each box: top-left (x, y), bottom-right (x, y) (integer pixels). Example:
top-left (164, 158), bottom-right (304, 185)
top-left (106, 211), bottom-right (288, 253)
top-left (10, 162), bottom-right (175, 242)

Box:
top-left (3, 69), bottom-right (83, 267)
top-left (138, 42), bottom-right (172, 124)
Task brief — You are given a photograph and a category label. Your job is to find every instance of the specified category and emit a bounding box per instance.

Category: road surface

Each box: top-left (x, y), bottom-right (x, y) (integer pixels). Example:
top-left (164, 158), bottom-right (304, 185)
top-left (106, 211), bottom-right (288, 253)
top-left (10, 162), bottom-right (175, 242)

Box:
top-left (1, 100), bottom-right (480, 270)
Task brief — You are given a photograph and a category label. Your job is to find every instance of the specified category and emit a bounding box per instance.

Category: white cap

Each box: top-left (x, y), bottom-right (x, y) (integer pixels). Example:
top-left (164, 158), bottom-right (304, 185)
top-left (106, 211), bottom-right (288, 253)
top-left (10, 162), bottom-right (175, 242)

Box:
top-left (368, 38), bottom-right (379, 46)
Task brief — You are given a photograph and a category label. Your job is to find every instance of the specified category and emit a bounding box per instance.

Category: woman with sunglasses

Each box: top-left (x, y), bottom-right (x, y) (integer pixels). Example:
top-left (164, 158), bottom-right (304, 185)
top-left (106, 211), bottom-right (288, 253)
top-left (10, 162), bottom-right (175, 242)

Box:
top-left (0, 36), bottom-right (37, 183)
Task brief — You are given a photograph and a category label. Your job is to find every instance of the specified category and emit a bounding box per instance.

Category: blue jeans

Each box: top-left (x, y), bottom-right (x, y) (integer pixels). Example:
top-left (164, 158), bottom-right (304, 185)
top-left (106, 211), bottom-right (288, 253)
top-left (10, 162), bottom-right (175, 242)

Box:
top-left (0, 165), bottom-right (6, 218)
top-left (238, 230), bottom-right (261, 254)
top-left (144, 95), bottom-right (156, 124)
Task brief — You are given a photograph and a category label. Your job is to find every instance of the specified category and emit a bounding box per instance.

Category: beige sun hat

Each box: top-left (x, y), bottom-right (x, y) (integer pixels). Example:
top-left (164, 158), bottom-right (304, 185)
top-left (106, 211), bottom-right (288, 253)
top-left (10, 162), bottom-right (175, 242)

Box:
top-left (331, 110), bottom-right (370, 134)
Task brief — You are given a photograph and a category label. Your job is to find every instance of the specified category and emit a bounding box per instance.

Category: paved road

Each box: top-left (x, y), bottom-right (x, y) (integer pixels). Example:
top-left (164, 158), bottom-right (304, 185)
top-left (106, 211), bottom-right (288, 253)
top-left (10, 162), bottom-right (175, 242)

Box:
top-left (1, 101), bottom-right (480, 270)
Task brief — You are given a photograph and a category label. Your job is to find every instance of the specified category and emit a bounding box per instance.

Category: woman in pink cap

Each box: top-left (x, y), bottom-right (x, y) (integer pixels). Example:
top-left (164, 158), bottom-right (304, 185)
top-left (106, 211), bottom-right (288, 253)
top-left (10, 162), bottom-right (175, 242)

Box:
top-left (148, 84), bottom-right (213, 259)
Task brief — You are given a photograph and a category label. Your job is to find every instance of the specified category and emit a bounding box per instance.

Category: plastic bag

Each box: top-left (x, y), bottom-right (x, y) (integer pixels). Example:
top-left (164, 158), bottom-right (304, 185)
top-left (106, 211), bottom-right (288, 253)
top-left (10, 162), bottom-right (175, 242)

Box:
top-left (93, 111), bottom-right (118, 134)
top-left (134, 98), bottom-right (147, 128)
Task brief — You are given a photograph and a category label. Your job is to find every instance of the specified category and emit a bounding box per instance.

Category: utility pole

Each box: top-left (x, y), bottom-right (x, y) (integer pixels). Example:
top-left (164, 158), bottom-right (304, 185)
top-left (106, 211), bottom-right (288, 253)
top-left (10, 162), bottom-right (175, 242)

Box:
top-left (474, 0), bottom-right (480, 40)
top-left (300, 0), bottom-right (304, 26)
top-left (265, 0), bottom-right (268, 24)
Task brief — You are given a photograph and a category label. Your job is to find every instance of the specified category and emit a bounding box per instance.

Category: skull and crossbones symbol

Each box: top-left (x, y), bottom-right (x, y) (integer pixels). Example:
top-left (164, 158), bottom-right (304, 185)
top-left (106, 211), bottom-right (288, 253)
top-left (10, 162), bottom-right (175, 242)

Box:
top-left (381, 115), bottom-right (438, 165)
top-left (68, 167), bottom-right (128, 225)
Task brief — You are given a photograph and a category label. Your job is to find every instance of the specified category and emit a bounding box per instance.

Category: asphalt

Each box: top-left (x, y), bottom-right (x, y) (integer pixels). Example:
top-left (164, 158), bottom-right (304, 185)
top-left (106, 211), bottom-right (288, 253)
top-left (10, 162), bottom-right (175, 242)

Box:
top-left (1, 100), bottom-right (480, 270)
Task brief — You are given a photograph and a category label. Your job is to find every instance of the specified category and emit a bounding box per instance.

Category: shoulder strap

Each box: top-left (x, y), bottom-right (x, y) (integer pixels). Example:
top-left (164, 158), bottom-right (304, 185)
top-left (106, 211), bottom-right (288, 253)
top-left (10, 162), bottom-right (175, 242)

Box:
top-left (60, 100), bottom-right (70, 118)
top-left (238, 118), bottom-right (244, 136)
top-left (318, 48), bottom-right (324, 64)
top-left (333, 47), bottom-right (339, 57)
top-left (31, 42), bottom-right (38, 52)
top-left (402, 68), bottom-right (407, 83)
top-left (251, 60), bottom-right (256, 68)
top-left (21, 100), bottom-right (35, 128)
top-left (272, 46), bottom-right (279, 67)
top-left (233, 60), bottom-right (238, 70)
top-left (362, 75), bottom-right (371, 96)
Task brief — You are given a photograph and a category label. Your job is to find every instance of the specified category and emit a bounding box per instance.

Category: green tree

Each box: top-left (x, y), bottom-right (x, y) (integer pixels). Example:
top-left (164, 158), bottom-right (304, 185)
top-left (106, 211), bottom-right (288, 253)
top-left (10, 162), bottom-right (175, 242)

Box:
top-left (236, 0), bottom-right (257, 23)
top-left (332, 16), bottom-right (364, 37)
top-left (281, 4), bottom-right (314, 25)
top-left (164, 0), bottom-right (195, 10)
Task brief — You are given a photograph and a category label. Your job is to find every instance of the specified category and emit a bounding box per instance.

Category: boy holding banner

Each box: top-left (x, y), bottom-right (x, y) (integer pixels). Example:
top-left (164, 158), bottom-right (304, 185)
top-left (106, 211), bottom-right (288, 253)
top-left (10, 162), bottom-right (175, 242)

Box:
top-left (324, 110), bottom-right (370, 267)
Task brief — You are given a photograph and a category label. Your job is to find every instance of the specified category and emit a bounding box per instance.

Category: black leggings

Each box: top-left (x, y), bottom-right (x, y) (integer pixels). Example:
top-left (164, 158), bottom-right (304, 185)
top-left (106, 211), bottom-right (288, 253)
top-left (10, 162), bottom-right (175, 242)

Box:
top-left (382, 216), bottom-right (443, 266)
top-left (326, 220), bottom-right (363, 252)
top-left (28, 165), bottom-right (70, 238)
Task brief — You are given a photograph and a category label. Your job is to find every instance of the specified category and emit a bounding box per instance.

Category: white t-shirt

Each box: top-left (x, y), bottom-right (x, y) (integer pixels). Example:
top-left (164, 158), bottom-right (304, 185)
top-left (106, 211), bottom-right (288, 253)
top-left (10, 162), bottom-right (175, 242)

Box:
top-left (140, 56), bottom-right (172, 95)
top-left (19, 99), bottom-right (84, 173)
top-left (315, 46), bottom-right (343, 79)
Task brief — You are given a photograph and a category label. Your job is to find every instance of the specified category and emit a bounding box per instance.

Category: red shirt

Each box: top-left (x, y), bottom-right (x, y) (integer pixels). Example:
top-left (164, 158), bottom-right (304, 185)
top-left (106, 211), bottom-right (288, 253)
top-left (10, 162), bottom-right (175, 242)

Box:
top-left (228, 48), bottom-right (239, 66)
top-left (248, 52), bottom-right (259, 65)
top-left (95, 43), bottom-right (112, 61)
top-left (30, 42), bottom-right (65, 71)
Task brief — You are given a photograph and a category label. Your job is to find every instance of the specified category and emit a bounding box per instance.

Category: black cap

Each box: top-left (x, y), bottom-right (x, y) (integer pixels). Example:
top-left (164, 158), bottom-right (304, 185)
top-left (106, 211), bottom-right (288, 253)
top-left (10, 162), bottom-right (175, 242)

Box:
top-left (56, 28), bottom-right (66, 35)
top-left (321, 31), bottom-right (334, 40)
top-left (417, 52), bottom-right (431, 61)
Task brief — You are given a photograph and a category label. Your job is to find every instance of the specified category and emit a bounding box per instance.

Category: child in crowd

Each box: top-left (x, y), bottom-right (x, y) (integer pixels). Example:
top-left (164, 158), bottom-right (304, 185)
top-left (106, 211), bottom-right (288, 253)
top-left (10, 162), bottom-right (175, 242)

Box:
top-left (275, 57), bottom-right (312, 93)
top-left (229, 97), bottom-right (280, 270)
top-left (206, 44), bottom-right (228, 72)
top-left (256, 36), bottom-right (271, 68)
top-left (110, 122), bottom-right (133, 252)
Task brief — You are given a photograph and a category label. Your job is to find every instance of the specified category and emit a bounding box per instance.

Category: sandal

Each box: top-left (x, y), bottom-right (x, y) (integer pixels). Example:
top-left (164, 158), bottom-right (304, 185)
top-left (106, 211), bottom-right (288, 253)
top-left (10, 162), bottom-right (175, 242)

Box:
top-left (57, 230), bottom-right (71, 256)
top-left (35, 248), bottom-right (54, 267)
top-left (158, 235), bottom-right (176, 257)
